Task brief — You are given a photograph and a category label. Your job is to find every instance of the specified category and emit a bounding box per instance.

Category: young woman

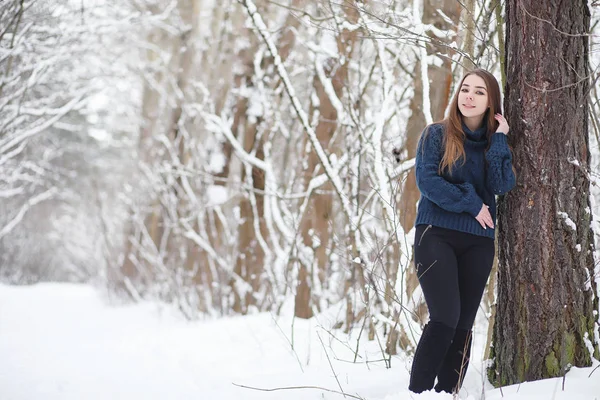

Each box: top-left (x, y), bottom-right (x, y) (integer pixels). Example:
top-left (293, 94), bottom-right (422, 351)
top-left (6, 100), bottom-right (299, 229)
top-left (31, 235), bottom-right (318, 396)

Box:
top-left (408, 69), bottom-right (516, 394)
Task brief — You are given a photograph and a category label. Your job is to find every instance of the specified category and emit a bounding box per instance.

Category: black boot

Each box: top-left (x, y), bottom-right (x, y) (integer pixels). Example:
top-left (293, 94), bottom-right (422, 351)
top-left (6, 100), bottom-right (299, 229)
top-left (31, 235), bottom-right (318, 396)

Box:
top-left (434, 328), bottom-right (473, 394)
top-left (408, 321), bottom-right (455, 394)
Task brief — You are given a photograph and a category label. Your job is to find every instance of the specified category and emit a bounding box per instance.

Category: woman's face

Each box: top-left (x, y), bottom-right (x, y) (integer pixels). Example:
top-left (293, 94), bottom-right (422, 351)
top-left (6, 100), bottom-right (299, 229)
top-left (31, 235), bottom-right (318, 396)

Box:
top-left (457, 74), bottom-right (489, 119)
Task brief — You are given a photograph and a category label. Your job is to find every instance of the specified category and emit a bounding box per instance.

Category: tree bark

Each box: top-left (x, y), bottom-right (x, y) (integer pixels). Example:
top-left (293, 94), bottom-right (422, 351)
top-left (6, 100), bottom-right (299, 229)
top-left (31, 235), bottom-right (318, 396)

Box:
top-left (295, 2), bottom-right (360, 320)
top-left (461, 0), bottom-right (476, 73)
top-left (400, 0), bottom-right (460, 329)
top-left (490, 0), bottom-right (599, 385)
top-left (232, 0), bottom-right (302, 314)
top-left (398, 0), bottom-right (460, 235)
top-left (119, 0), bottom-right (203, 306)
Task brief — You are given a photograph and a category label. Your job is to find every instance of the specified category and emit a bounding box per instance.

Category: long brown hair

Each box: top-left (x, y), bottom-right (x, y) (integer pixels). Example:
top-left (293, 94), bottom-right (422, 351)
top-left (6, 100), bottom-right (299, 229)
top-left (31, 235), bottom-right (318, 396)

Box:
top-left (426, 69), bottom-right (502, 174)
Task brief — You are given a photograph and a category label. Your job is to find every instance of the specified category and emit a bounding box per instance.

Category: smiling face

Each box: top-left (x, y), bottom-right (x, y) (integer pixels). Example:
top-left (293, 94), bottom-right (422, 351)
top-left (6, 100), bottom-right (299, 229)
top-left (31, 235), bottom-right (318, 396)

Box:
top-left (457, 74), bottom-right (489, 119)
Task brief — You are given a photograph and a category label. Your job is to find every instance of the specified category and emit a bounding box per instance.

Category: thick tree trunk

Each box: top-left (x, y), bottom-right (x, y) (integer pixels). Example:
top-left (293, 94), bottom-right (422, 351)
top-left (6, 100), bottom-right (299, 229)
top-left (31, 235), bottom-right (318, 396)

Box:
top-left (399, 0), bottom-right (460, 234)
top-left (401, 0), bottom-right (460, 329)
top-left (490, 0), bottom-right (599, 385)
top-left (461, 0), bottom-right (476, 73)
top-left (232, 0), bottom-right (302, 314)
top-left (119, 3), bottom-right (182, 294)
top-left (229, 33), bottom-right (266, 313)
top-left (295, 3), bottom-right (359, 320)
top-left (234, 132), bottom-right (268, 312)
top-left (118, 1), bottom-right (203, 306)
top-left (193, 1), bottom-right (241, 314)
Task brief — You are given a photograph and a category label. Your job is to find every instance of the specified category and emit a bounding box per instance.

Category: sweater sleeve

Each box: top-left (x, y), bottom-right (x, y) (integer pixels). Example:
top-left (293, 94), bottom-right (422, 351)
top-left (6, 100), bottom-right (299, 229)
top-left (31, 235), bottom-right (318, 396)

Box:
top-left (415, 126), bottom-right (484, 217)
top-left (485, 133), bottom-right (516, 195)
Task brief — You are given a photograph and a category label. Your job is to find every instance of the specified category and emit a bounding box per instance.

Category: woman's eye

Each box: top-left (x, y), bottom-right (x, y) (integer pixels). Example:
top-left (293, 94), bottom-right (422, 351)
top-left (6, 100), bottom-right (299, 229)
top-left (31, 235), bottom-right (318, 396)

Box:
top-left (477, 91), bottom-right (484, 95)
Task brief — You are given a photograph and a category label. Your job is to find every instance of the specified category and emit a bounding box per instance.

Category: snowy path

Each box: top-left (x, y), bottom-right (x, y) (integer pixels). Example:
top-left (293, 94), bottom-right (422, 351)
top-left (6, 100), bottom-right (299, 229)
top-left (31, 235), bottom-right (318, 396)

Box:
top-left (0, 284), bottom-right (598, 400)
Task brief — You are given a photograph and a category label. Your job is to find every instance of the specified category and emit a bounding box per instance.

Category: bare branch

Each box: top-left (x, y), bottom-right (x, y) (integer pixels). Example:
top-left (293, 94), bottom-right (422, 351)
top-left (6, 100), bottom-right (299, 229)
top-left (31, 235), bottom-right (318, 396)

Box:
top-left (232, 383), bottom-right (366, 399)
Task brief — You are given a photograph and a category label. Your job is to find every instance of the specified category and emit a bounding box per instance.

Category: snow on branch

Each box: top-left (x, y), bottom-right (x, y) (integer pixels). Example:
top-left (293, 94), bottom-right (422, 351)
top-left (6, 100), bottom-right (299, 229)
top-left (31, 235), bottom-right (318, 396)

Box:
top-left (239, 0), bottom-right (355, 226)
top-left (204, 113), bottom-right (268, 172)
top-left (0, 89), bottom-right (91, 156)
top-left (412, 0), bottom-right (433, 125)
top-left (0, 188), bottom-right (57, 240)
top-left (370, 40), bottom-right (399, 239)
top-left (557, 211), bottom-right (577, 232)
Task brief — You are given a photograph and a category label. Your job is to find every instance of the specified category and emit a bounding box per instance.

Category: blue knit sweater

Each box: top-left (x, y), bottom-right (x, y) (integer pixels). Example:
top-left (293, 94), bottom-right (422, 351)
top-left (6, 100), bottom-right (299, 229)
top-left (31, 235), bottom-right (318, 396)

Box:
top-left (414, 122), bottom-right (516, 239)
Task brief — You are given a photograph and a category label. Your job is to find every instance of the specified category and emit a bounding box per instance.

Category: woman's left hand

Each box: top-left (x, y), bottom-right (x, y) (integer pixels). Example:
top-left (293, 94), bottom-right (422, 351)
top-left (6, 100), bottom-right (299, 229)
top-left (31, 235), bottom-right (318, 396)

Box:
top-left (495, 114), bottom-right (510, 135)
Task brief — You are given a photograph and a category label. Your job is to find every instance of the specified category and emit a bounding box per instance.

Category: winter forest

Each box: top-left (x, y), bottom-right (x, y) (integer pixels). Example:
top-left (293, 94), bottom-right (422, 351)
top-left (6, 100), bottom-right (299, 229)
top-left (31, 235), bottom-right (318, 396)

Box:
top-left (2, 0), bottom-right (600, 399)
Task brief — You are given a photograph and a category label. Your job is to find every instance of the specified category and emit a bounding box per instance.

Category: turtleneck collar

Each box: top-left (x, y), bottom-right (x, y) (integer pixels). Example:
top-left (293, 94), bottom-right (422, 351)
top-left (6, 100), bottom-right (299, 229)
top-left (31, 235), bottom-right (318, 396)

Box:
top-left (462, 120), bottom-right (488, 145)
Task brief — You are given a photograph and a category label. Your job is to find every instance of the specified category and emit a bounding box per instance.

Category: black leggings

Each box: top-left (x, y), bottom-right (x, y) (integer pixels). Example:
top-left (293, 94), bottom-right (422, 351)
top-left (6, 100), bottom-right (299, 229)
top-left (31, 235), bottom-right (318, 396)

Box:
top-left (414, 224), bottom-right (495, 330)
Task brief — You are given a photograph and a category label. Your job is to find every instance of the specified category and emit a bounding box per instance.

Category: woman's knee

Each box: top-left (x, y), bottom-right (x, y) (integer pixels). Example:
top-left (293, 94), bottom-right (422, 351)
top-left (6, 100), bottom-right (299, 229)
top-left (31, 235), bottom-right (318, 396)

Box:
top-left (428, 305), bottom-right (460, 330)
top-left (427, 316), bottom-right (459, 331)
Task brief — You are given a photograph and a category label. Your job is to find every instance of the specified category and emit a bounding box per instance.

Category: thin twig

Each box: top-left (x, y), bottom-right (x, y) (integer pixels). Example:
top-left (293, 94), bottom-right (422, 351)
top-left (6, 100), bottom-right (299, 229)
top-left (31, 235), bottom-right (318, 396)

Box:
top-left (269, 313), bottom-right (305, 373)
top-left (232, 383), bottom-right (365, 399)
top-left (317, 331), bottom-right (348, 398)
top-left (454, 330), bottom-right (472, 395)
top-left (588, 363), bottom-right (600, 378)
top-left (519, 1), bottom-right (597, 38)
top-left (318, 325), bottom-right (364, 361)
top-left (265, 0), bottom-right (332, 22)
top-left (239, 0), bottom-right (355, 227)
top-left (353, 305), bottom-right (368, 363)
top-left (523, 73), bottom-right (594, 94)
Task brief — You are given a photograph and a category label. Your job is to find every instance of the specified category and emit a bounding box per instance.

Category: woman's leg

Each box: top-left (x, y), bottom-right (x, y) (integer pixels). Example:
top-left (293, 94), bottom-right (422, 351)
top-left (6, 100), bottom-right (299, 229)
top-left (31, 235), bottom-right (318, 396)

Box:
top-left (456, 237), bottom-right (495, 330)
top-left (434, 328), bottom-right (473, 393)
top-left (435, 236), bottom-right (495, 393)
top-left (409, 225), bottom-right (461, 393)
top-left (413, 225), bottom-right (462, 328)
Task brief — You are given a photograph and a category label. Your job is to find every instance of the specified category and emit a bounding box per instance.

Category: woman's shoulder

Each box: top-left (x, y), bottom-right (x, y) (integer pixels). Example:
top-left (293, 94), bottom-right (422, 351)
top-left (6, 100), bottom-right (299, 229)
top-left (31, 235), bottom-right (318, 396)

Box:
top-left (421, 122), bottom-right (446, 144)
top-left (424, 122), bottom-right (445, 135)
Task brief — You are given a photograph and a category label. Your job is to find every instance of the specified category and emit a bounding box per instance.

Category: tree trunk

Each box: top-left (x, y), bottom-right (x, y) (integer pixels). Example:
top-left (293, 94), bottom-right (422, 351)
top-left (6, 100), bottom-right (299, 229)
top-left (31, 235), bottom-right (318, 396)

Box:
top-left (119, 3), bottom-right (175, 294)
top-left (119, 0), bottom-right (202, 306)
top-left (400, 0), bottom-right (460, 330)
top-left (398, 0), bottom-right (460, 235)
top-left (229, 32), bottom-right (264, 313)
top-left (490, 0), bottom-right (599, 385)
top-left (460, 0), bottom-right (476, 73)
top-left (232, 0), bottom-right (302, 314)
top-left (295, 3), bottom-right (360, 320)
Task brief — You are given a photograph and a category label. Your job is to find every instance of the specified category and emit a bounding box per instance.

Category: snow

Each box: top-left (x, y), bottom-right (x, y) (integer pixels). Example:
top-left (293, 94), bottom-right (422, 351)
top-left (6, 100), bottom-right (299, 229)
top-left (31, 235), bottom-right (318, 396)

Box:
top-left (557, 212), bottom-right (577, 231)
top-left (208, 151), bottom-right (226, 174)
top-left (1, 283), bottom-right (599, 400)
top-left (242, 0), bottom-right (356, 230)
top-left (88, 128), bottom-right (109, 142)
top-left (207, 184), bottom-right (228, 205)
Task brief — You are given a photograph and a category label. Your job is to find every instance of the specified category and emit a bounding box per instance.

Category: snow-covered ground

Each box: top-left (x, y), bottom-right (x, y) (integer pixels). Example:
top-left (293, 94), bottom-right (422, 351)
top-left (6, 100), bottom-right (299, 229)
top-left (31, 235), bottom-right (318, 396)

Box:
top-left (0, 283), bottom-right (598, 400)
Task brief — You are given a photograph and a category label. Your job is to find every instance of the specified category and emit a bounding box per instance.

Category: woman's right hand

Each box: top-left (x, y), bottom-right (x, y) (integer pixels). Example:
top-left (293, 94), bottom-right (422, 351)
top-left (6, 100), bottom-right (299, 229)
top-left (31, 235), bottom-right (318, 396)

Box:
top-left (476, 204), bottom-right (494, 229)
